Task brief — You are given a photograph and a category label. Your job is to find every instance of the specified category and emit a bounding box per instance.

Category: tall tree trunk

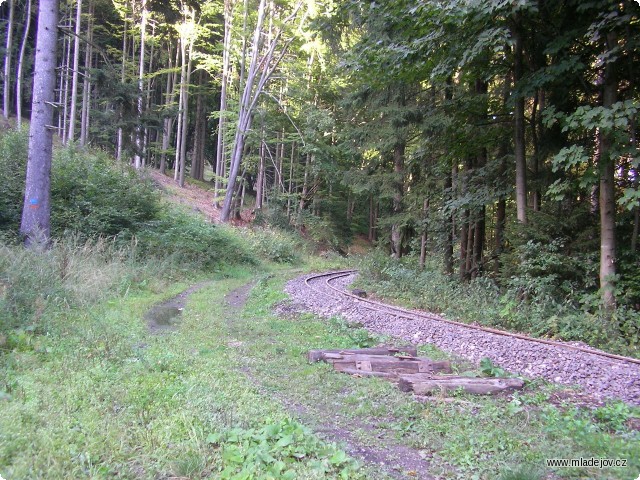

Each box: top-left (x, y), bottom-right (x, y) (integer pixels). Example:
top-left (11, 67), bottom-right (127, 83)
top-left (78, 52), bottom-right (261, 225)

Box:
top-left (512, 21), bottom-right (527, 224)
top-left (531, 90), bottom-right (542, 212)
top-left (134, 0), bottom-right (147, 169)
top-left (160, 44), bottom-right (178, 174)
top-left (459, 156), bottom-right (472, 281)
top-left (419, 198), bottom-right (429, 270)
top-left (286, 141), bottom-right (295, 219)
top-left (80, 0), bottom-right (93, 146)
top-left (3, 0), bottom-right (15, 119)
top-left (599, 31), bottom-right (618, 311)
top-left (368, 194), bottom-right (376, 242)
top-left (60, 14), bottom-right (72, 142)
top-left (390, 141), bottom-right (405, 259)
top-left (15, 0), bottom-right (31, 129)
top-left (214, 0), bottom-right (233, 206)
top-left (191, 70), bottom-right (207, 181)
top-left (20, 0), bottom-right (58, 245)
top-left (256, 123), bottom-right (265, 210)
top-left (116, 17), bottom-right (128, 161)
top-left (220, 0), bottom-right (304, 221)
top-left (178, 30), bottom-right (193, 188)
top-left (444, 164), bottom-right (454, 275)
top-left (298, 152), bottom-right (311, 224)
top-left (67, 0), bottom-right (82, 142)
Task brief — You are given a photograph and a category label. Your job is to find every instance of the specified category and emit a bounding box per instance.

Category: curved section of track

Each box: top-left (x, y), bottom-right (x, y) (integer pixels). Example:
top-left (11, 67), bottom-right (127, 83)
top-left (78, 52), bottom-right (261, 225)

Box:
top-left (284, 270), bottom-right (640, 405)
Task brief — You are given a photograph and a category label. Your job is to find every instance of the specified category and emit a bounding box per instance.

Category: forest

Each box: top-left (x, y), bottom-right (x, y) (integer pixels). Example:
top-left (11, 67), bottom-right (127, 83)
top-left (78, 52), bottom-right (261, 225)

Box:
top-left (1, 0), bottom-right (640, 479)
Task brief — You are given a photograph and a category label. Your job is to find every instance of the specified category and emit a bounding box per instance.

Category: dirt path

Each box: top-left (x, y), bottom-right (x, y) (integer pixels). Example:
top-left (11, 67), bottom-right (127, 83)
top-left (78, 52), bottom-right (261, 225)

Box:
top-left (224, 282), bottom-right (434, 480)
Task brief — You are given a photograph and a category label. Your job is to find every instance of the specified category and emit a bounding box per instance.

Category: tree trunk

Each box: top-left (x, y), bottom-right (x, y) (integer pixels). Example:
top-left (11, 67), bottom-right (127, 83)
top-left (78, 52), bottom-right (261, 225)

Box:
top-left (459, 156), bottom-right (472, 281)
top-left (60, 14), bottom-right (72, 142)
top-left (20, 0), bottom-right (58, 246)
top-left (256, 124), bottom-right (266, 210)
top-left (178, 31), bottom-right (193, 188)
top-left (160, 44), bottom-right (178, 174)
top-left (220, 0), bottom-right (304, 222)
top-left (286, 141), bottom-right (295, 219)
top-left (116, 18), bottom-right (128, 161)
top-left (391, 141), bottom-right (405, 259)
top-left (419, 198), bottom-right (429, 270)
top-left (298, 152), bottom-right (311, 223)
top-left (531, 90), bottom-right (541, 212)
top-left (192, 69), bottom-right (207, 181)
top-left (80, 0), bottom-right (93, 146)
top-left (444, 164), bottom-right (454, 274)
top-left (599, 32), bottom-right (619, 311)
top-left (134, 0), bottom-right (147, 169)
top-left (443, 77), bottom-right (454, 274)
top-left (214, 0), bottom-right (233, 206)
top-left (15, 0), bottom-right (32, 129)
top-left (513, 21), bottom-right (527, 224)
top-left (3, 0), bottom-right (15, 119)
top-left (67, 0), bottom-right (82, 142)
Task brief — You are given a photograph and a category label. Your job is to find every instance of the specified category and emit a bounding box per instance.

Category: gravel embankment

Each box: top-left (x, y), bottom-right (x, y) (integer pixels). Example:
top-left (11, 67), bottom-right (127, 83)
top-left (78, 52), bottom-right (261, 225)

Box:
top-left (285, 272), bottom-right (640, 406)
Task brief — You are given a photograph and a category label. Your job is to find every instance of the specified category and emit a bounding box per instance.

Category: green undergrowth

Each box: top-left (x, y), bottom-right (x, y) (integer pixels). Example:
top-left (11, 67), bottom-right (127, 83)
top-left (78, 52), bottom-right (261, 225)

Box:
top-left (0, 269), bottom-right (363, 479)
top-left (353, 252), bottom-right (640, 358)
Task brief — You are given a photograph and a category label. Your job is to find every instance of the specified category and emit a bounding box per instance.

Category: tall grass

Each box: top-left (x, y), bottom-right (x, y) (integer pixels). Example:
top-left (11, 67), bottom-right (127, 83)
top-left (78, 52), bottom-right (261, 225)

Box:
top-left (0, 238), bottom-right (167, 335)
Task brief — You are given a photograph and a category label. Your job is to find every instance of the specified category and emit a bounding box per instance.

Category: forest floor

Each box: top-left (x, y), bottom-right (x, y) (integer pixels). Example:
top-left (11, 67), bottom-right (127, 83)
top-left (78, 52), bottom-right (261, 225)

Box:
top-left (147, 170), bottom-right (255, 225)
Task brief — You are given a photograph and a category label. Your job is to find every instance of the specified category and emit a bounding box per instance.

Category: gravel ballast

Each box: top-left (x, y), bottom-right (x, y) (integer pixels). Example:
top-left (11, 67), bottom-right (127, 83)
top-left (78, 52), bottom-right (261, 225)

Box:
top-left (285, 272), bottom-right (640, 406)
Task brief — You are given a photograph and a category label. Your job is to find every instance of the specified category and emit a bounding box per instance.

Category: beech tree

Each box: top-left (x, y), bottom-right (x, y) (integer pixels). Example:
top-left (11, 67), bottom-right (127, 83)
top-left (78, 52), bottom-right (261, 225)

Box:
top-left (220, 0), bottom-right (305, 222)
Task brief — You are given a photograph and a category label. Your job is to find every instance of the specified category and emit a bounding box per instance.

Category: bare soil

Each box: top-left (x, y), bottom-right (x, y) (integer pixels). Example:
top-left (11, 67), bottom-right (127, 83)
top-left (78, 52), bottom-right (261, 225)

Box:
top-left (147, 170), bottom-right (254, 225)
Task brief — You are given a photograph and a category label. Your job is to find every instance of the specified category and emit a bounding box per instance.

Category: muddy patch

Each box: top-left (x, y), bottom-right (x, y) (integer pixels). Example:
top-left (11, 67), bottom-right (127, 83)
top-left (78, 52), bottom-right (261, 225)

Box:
top-left (146, 282), bottom-right (210, 334)
top-left (225, 281), bottom-right (256, 310)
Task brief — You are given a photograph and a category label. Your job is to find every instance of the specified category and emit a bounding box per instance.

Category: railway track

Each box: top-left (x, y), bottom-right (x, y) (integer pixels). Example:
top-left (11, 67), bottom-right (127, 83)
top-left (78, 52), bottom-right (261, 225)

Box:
top-left (286, 270), bottom-right (640, 405)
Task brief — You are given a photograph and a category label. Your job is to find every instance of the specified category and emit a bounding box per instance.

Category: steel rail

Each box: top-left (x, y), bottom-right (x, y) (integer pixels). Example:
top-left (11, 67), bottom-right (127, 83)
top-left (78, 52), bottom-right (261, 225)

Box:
top-left (304, 270), bottom-right (640, 367)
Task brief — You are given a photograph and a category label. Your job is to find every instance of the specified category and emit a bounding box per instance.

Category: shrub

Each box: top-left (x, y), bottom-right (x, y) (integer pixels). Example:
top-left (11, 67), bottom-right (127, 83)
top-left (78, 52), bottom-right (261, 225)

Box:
top-left (136, 209), bottom-right (255, 271)
top-left (0, 133), bottom-right (161, 240)
top-left (246, 227), bottom-right (306, 264)
top-left (51, 147), bottom-right (160, 239)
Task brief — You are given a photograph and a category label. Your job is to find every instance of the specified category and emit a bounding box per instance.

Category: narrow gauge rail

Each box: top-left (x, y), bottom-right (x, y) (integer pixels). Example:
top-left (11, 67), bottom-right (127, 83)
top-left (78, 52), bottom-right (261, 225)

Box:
top-left (305, 269), bottom-right (640, 367)
top-left (295, 270), bottom-right (640, 405)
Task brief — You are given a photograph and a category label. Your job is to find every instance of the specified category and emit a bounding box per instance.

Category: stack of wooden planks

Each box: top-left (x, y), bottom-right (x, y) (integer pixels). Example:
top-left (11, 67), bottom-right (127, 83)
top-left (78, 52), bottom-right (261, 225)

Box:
top-left (308, 346), bottom-right (524, 396)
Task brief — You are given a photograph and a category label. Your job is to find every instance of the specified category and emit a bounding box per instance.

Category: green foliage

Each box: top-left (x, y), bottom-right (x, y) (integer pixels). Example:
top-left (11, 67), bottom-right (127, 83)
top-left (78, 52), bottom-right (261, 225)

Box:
top-left (0, 129), bottom-right (28, 234)
top-left (207, 418), bottom-right (362, 479)
top-left (253, 203), bottom-right (295, 232)
top-left (592, 401), bottom-right (635, 433)
top-left (51, 147), bottom-right (161, 239)
top-left (0, 133), bottom-right (160, 240)
top-left (479, 357), bottom-right (507, 378)
top-left (246, 227), bottom-right (306, 264)
top-left (137, 209), bottom-right (255, 271)
top-left (356, 251), bottom-right (640, 356)
top-left (497, 466), bottom-right (543, 480)
top-left (327, 317), bottom-right (379, 348)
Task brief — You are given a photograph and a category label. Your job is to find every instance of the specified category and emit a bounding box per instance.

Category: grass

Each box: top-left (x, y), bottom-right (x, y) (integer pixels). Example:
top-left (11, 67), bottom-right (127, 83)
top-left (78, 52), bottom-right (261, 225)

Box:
top-left (1, 264), bottom-right (639, 479)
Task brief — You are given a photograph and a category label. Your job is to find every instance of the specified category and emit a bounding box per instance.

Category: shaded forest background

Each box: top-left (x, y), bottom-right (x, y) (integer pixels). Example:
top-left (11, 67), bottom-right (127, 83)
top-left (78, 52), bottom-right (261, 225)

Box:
top-left (1, 0), bottom-right (640, 352)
